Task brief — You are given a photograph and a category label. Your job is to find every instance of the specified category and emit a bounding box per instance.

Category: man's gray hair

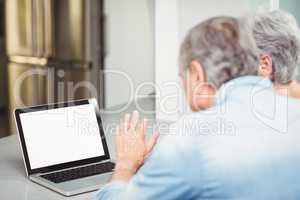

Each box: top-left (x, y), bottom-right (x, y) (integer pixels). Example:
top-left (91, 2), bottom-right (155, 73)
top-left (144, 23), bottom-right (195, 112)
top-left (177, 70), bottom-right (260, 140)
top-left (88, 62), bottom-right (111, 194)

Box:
top-left (253, 10), bottom-right (300, 84)
top-left (179, 16), bottom-right (259, 88)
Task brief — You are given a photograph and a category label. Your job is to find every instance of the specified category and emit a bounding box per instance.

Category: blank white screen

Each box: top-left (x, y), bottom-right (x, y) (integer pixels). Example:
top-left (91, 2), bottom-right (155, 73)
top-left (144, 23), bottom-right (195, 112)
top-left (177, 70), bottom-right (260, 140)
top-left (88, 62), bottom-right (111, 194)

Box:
top-left (20, 104), bottom-right (105, 169)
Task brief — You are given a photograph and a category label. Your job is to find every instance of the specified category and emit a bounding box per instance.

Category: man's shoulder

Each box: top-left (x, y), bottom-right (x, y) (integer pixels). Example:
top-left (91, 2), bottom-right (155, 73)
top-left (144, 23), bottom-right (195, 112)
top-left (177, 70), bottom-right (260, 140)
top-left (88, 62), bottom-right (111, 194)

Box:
top-left (155, 113), bottom-right (220, 156)
top-left (171, 111), bottom-right (236, 137)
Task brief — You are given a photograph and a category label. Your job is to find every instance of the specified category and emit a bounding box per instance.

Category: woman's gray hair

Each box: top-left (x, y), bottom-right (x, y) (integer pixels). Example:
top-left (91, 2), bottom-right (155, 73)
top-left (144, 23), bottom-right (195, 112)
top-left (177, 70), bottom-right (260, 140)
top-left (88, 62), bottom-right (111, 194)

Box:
top-left (253, 10), bottom-right (300, 84)
top-left (179, 16), bottom-right (259, 89)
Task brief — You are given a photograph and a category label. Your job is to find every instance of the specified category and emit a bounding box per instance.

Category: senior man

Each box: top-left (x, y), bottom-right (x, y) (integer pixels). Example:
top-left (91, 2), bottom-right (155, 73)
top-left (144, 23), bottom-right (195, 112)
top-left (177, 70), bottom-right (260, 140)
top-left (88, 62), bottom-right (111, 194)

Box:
top-left (253, 10), bottom-right (300, 98)
top-left (96, 16), bottom-right (300, 199)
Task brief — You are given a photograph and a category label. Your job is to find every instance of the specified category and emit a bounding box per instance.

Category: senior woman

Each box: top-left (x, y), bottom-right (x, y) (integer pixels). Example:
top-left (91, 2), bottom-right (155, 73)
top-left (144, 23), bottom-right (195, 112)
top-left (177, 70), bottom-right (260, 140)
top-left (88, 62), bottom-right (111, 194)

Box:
top-left (253, 10), bottom-right (300, 98)
top-left (96, 15), bottom-right (300, 200)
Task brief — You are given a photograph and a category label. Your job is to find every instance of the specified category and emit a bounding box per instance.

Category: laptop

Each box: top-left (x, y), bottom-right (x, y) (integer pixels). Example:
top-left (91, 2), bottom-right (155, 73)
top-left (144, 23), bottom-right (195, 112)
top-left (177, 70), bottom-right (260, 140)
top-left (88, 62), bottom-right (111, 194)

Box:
top-left (14, 99), bottom-right (115, 196)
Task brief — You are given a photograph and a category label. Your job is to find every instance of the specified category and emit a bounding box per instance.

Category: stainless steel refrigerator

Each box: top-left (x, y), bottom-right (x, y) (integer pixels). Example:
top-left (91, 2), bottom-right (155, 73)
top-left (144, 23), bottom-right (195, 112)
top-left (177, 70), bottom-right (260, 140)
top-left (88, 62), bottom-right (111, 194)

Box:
top-left (5, 0), bottom-right (105, 134)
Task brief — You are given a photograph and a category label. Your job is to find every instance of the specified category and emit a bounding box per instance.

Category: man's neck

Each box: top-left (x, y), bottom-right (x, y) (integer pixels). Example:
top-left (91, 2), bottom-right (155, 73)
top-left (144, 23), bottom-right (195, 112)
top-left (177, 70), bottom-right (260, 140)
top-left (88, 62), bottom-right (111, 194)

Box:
top-left (274, 81), bottom-right (300, 99)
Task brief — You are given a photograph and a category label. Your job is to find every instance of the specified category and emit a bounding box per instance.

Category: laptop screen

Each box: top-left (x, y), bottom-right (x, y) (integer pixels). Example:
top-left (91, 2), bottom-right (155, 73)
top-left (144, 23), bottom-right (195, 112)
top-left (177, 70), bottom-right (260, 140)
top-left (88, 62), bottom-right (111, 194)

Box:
top-left (19, 103), bottom-right (105, 170)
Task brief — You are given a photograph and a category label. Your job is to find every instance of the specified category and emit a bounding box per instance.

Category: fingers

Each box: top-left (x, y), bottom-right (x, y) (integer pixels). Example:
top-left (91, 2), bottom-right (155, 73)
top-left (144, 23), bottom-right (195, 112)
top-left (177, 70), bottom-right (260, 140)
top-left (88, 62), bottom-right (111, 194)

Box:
top-left (121, 111), bottom-right (149, 138)
top-left (142, 119), bottom-right (147, 139)
top-left (116, 125), bottom-right (120, 135)
top-left (137, 119), bottom-right (147, 140)
top-left (115, 125), bottom-right (122, 148)
top-left (129, 111), bottom-right (139, 131)
top-left (123, 113), bottom-right (131, 132)
top-left (146, 132), bottom-right (160, 154)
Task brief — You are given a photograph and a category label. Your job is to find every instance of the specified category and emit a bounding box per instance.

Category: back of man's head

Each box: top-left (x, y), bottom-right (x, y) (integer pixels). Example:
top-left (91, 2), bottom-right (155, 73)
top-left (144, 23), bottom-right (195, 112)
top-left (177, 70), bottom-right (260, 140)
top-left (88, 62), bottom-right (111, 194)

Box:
top-left (180, 16), bottom-right (259, 89)
top-left (253, 10), bottom-right (300, 84)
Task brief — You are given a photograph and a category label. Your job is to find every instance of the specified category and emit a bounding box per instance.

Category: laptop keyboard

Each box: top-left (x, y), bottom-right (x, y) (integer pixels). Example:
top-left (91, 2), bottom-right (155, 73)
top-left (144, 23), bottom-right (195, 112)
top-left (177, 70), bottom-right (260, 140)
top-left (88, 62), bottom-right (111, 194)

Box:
top-left (41, 162), bottom-right (115, 183)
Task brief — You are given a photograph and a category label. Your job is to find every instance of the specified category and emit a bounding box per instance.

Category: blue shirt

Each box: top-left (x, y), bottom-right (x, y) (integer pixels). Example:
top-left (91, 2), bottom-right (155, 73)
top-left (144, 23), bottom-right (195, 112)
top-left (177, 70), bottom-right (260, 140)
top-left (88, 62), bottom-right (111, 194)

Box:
top-left (96, 76), bottom-right (300, 200)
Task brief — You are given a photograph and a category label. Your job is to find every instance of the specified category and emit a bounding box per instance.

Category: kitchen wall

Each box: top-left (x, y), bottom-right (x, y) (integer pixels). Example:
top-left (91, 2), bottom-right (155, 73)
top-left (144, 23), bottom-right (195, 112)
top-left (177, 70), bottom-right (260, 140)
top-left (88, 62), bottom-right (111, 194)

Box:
top-left (104, 0), bottom-right (154, 108)
top-left (178, 0), bottom-right (272, 40)
top-left (280, 0), bottom-right (300, 80)
top-left (280, 0), bottom-right (300, 20)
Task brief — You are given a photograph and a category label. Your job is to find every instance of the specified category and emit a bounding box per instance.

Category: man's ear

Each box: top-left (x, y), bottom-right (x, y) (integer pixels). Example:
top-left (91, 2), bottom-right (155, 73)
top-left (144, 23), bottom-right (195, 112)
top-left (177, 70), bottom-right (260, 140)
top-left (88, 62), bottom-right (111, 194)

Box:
top-left (188, 60), bottom-right (216, 111)
top-left (259, 55), bottom-right (273, 78)
top-left (189, 60), bottom-right (205, 83)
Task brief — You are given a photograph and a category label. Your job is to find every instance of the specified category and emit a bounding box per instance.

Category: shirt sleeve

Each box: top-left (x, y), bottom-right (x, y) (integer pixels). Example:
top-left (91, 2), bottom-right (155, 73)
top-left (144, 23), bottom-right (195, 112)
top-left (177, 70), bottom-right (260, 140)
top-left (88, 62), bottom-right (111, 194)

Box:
top-left (95, 181), bottom-right (127, 200)
top-left (95, 133), bottom-right (194, 200)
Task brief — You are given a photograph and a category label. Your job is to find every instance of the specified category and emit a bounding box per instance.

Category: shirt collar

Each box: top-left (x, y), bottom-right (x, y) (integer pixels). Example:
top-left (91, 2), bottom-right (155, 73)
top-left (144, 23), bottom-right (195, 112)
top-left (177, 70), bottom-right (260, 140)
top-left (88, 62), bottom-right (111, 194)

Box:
top-left (215, 76), bottom-right (274, 106)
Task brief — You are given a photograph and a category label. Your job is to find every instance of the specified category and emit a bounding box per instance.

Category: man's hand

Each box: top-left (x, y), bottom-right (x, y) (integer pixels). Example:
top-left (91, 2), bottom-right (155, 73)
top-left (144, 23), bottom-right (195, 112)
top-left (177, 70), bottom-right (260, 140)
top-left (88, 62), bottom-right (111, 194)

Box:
top-left (112, 111), bottom-right (159, 182)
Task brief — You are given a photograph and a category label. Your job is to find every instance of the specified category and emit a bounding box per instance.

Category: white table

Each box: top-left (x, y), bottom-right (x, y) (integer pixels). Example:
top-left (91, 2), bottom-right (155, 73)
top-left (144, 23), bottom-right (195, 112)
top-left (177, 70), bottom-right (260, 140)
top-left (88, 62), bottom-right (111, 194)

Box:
top-left (0, 97), bottom-right (156, 200)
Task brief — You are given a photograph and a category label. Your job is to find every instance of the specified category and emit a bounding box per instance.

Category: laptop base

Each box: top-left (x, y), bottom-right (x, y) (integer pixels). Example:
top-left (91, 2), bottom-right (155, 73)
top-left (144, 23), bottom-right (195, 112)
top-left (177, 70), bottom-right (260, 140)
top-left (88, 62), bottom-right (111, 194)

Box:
top-left (30, 172), bottom-right (112, 196)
